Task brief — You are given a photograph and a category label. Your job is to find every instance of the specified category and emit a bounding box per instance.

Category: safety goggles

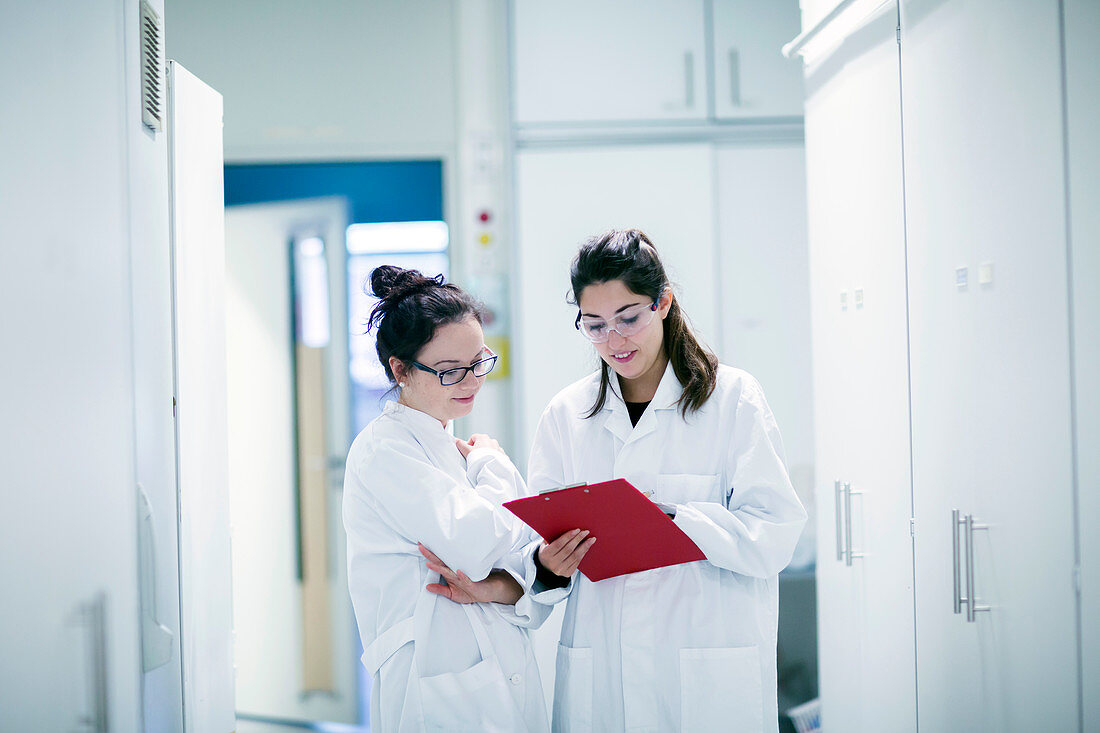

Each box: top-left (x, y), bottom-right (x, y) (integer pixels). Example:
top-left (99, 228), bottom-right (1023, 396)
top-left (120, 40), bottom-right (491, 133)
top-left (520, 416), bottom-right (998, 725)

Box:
top-left (411, 348), bottom-right (498, 386)
top-left (575, 301), bottom-right (659, 344)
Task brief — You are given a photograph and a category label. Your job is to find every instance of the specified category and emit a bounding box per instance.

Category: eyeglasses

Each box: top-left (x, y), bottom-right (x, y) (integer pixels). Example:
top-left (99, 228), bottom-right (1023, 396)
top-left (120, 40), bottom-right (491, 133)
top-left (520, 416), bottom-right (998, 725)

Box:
top-left (575, 301), bottom-right (659, 343)
top-left (411, 349), bottom-right (498, 386)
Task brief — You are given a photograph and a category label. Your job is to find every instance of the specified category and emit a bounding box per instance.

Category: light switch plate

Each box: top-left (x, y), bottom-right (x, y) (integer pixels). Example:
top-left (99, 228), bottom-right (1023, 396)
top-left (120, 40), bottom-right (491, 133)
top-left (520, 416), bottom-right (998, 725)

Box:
top-left (956, 266), bottom-right (969, 290)
top-left (978, 261), bottom-right (994, 285)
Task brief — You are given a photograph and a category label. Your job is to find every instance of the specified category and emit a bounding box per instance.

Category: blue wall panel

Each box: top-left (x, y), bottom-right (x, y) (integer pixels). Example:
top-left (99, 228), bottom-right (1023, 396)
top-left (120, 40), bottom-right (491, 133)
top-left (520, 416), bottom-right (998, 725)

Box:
top-left (224, 160), bottom-right (444, 223)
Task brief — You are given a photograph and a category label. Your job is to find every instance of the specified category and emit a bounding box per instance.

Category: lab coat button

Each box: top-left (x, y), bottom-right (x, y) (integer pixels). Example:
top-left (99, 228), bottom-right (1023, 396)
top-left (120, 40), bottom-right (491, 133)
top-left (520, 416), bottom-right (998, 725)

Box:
top-left (509, 673), bottom-right (522, 685)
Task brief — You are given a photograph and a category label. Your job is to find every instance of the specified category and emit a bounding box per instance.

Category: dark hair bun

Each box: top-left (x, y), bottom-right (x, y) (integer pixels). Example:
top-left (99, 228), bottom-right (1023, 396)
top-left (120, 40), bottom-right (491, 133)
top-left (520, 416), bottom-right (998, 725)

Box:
top-left (370, 265), bottom-right (443, 302)
top-left (364, 265), bottom-right (484, 385)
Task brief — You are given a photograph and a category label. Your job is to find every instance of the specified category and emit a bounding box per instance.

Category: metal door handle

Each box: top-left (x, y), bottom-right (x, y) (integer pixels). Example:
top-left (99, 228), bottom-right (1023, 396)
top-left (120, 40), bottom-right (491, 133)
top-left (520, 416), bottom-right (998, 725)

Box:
top-left (952, 509), bottom-right (966, 614)
top-left (728, 49), bottom-right (742, 106)
top-left (72, 593), bottom-right (109, 733)
top-left (683, 52), bottom-right (695, 108)
top-left (843, 482), bottom-right (864, 566)
top-left (835, 479), bottom-right (844, 561)
top-left (965, 514), bottom-right (990, 622)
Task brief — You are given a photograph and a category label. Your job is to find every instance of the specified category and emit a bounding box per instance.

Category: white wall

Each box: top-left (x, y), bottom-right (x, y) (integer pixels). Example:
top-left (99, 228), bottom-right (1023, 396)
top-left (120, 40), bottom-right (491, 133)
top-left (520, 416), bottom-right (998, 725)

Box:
top-left (166, 0), bottom-right (457, 161)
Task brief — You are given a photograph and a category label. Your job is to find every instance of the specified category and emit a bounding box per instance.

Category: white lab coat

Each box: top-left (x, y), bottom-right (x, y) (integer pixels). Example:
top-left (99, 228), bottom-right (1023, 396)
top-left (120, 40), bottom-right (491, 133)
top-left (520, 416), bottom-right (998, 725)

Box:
top-left (343, 401), bottom-right (551, 732)
top-left (523, 362), bottom-right (807, 733)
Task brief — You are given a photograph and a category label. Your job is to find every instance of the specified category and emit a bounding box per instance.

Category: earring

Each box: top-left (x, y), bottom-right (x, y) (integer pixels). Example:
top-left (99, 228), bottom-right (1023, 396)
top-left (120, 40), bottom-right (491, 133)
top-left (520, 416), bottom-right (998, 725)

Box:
top-left (399, 382), bottom-right (406, 388)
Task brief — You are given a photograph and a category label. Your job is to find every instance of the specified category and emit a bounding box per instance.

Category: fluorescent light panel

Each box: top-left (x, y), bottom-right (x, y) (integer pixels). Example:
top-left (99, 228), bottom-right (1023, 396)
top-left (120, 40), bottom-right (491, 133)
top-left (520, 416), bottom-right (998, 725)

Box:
top-left (346, 220), bottom-right (449, 255)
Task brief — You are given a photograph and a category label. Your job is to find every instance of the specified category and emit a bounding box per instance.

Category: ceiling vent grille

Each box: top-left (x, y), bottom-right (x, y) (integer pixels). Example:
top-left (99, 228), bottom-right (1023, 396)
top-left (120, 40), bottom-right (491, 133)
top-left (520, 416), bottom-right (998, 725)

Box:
top-left (140, 1), bottom-right (164, 132)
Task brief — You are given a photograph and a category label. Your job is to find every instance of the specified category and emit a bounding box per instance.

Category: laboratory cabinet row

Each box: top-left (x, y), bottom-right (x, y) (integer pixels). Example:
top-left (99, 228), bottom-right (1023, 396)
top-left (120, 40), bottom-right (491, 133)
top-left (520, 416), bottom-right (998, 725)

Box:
top-left (804, 0), bottom-right (1097, 731)
top-left (510, 0), bottom-right (805, 125)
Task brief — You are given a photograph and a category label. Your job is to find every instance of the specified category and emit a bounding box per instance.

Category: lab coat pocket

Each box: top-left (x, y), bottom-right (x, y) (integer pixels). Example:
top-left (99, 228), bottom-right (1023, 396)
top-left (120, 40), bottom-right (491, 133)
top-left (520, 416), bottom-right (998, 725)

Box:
top-left (680, 646), bottom-right (762, 732)
top-left (418, 655), bottom-right (519, 732)
top-left (655, 473), bottom-right (723, 505)
top-left (552, 644), bottom-right (593, 732)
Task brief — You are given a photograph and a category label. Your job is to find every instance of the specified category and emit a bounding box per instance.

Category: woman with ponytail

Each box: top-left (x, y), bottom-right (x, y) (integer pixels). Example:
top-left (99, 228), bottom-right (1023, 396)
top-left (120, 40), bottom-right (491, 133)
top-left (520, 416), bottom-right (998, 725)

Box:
top-left (342, 265), bottom-right (552, 732)
top-left (525, 230), bottom-right (807, 731)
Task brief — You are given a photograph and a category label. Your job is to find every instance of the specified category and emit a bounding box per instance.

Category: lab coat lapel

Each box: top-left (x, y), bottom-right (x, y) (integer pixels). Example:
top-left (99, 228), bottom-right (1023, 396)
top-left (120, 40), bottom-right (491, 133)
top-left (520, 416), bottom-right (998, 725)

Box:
top-left (628, 361), bottom-right (681, 442)
top-left (602, 362), bottom-right (682, 444)
top-left (600, 397), bottom-right (635, 444)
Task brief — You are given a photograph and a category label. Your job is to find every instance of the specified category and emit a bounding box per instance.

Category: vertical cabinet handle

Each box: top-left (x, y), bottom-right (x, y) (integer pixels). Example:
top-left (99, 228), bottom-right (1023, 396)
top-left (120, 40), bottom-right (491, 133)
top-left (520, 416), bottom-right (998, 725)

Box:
top-left (728, 49), bottom-right (742, 106)
top-left (835, 479), bottom-right (844, 561)
top-left (72, 593), bottom-right (110, 733)
top-left (965, 515), bottom-right (990, 622)
top-left (843, 481), bottom-right (854, 565)
top-left (683, 51), bottom-right (695, 108)
top-left (952, 509), bottom-right (965, 614)
top-left (835, 480), bottom-right (864, 566)
top-left (843, 482), bottom-right (864, 566)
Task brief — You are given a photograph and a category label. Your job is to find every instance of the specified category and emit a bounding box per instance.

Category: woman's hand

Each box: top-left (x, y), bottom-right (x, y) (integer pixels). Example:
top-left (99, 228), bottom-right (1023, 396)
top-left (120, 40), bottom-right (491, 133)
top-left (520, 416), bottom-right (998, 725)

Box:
top-left (418, 543), bottom-right (522, 605)
top-left (454, 433), bottom-right (502, 458)
top-left (538, 529), bottom-right (596, 578)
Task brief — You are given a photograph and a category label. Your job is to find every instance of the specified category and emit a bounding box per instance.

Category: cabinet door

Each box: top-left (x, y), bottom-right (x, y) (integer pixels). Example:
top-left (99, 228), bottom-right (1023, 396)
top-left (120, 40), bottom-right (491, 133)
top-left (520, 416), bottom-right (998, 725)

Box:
top-left (0, 2), bottom-right (143, 729)
top-left (511, 0), bottom-right (707, 124)
top-left (803, 8), bottom-right (916, 731)
top-left (901, 1), bottom-right (1079, 730)
top-left (712, 0), bottom-right (804, 119)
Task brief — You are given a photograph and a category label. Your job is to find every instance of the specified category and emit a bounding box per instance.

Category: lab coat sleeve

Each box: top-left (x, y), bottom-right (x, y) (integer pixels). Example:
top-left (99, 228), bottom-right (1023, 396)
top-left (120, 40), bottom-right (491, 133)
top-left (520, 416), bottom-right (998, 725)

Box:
top-left (671, 378), bottom-right (808, 578)
top-left (461, 447), bottom-right (555, 627)
top-left (520, 406), bottom-right (576, 605)
top-left (350, 435), bottom-right (529, 582)
top-left (465, 446), bottom-right (529, 505)
top-left (482, 536), bottom-right (554, 629)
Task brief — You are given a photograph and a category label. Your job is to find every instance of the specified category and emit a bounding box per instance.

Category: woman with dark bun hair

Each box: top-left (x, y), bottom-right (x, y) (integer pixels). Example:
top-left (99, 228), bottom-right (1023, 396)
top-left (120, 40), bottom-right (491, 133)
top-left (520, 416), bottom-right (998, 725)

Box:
top-left (342, 265), bottom-right (553, 732)
top-left (520, 230), bottom-right (807, 731)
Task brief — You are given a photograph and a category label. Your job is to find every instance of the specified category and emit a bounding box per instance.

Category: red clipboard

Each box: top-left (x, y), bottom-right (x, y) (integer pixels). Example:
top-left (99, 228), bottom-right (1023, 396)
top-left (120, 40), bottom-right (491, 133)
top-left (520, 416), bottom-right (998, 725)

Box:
top-left (503, 478), bottom-right (706, 582)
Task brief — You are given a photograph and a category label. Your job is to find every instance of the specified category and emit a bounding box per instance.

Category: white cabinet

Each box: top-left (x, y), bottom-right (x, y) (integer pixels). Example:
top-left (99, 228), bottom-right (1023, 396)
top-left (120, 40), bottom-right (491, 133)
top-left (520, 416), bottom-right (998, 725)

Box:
top-left (0, 2), bottom-right (145, 729)
top-left (511, 0), bottom-right (802, 125)
top-left (802, 9), bottom-right (916, 731)
top-left (803, 0), bottom-right (1086, 729)
top-left (712, 0), bottom-right (804, 119)
top-left (512, 0), bottom-right (707, 124)
top-left (901, 0), bottom-right (1079, 729)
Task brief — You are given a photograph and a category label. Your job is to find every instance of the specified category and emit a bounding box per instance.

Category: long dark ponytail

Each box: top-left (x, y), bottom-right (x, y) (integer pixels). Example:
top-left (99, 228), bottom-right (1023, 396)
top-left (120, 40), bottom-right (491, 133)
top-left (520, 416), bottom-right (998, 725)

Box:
top-left (569, 229), bottom-right (718, 419)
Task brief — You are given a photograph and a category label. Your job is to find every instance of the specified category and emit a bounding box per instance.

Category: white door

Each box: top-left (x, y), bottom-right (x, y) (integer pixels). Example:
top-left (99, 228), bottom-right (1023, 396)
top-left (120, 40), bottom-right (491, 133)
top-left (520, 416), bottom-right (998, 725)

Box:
top-left (224, 198), bottom-right (358, 725)
top-left (168, 61), bottom-right (235, 733)
top-left (712, 0), bottom-right (804, 120)
top-left (511, 0), bottom-right (707, 124)
top-left (901, 1), bottom-right (1079, 729)
top-left (803, 7), bottom-right (917, 729)
top-left (0, 1), bottom-right (143, 730)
